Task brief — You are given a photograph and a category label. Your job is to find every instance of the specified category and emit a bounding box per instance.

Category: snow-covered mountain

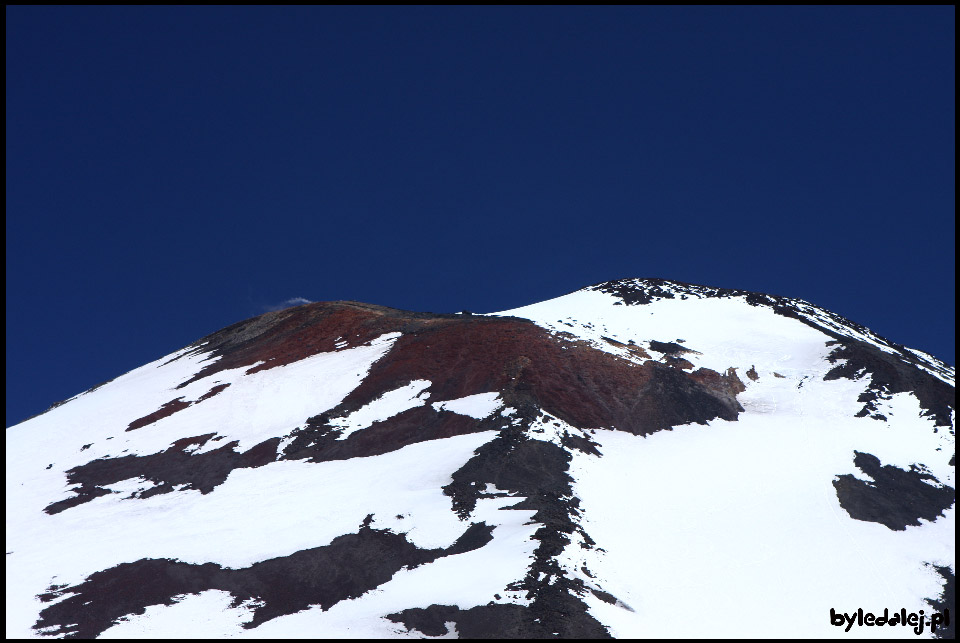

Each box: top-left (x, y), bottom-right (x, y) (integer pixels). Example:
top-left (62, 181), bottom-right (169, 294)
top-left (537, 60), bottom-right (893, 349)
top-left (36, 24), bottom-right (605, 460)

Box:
top-left (6, 278), bottom-right (955, 638)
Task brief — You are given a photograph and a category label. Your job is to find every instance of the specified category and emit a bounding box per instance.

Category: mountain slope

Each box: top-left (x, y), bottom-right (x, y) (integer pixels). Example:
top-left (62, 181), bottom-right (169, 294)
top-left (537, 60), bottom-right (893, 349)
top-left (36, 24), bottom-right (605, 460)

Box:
top-left (6, 278), bottom-right (954, 638)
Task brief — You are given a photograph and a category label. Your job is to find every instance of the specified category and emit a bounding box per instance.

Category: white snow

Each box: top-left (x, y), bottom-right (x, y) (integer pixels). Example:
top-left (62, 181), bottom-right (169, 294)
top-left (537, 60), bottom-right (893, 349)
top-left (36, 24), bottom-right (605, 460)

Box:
top-left (5, 431), bottom-right (510, 638)
top-left (6, 332), bottom-right (409, 637)
top-left (492, 289), bottom-right (836, 378)
top-left (7, 332), bottom-right (402, 477)
top-left (566, 372), bottom-right (954, 638)
top-left (243, 487), bottom-right (539, 639)
top-left (432, 392), bottom-right (503, 419)
top-left (99, 591), bottom-right (259, 639)
top-left (102, 476), bottom-right (158, 497)
top-left (331, 379), bottom-right (432, 440)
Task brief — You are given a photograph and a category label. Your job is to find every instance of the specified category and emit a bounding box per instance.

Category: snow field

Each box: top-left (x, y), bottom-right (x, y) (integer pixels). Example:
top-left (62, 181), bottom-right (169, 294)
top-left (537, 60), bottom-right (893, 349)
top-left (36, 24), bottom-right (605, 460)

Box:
top-left (567, 375), bottom-right (953, 638)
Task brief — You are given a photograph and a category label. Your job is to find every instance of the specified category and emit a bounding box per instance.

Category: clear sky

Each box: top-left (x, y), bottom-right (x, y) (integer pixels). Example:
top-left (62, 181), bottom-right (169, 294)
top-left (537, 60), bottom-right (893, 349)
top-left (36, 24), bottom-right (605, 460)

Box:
top-left (6, 6), bottom-right (955, 427)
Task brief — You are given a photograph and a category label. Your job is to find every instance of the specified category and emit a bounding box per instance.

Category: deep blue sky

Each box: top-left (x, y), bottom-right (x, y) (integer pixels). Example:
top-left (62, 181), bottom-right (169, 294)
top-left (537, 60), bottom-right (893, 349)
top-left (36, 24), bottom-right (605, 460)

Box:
top-left (6, 6), bottom-right (955, 427)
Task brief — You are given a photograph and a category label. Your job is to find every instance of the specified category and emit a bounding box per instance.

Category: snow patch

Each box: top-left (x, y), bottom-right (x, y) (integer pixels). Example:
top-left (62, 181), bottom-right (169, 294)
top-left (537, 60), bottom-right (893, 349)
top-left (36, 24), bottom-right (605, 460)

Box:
top-left (99, 590), bottom-right (256, 638)
top-left (331, 380), bottom-right (432, 440)
top-left (102, 477), bottom-right (158, 497)
top-left (431, 392), bottom-right (503, 419)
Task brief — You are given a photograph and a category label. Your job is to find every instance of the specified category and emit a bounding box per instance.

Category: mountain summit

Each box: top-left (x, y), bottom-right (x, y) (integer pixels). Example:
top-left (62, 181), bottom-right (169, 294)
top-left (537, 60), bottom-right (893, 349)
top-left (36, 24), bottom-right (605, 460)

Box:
top-left (7, 278), bottom-right (955, 638)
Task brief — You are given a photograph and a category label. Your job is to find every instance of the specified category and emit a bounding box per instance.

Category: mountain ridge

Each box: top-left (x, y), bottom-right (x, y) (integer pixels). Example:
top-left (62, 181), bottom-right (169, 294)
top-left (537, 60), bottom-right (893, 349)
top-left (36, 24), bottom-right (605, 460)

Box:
top-left (22, 277), bottom-right (953, 425)
top-left (7, 278), bottom-right (954, 638)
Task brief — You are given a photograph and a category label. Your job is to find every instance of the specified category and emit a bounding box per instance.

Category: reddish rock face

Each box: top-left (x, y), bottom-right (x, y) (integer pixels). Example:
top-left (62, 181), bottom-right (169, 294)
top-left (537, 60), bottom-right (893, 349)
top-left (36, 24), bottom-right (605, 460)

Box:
top-left (184, 301), bottom-right (745, 437)
top-left (55, 301), bottom-right (747, 516)
top-left (118, 301), bottom-right (746, 458)
top-left (173, 301), bottom-right (430, 387)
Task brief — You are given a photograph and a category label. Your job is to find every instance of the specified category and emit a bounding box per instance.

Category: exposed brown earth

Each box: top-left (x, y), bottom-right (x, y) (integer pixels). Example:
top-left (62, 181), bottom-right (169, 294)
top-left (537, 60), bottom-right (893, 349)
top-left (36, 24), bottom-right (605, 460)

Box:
top-left (174, 302), bottom-right (446, 388)
top-left (274, 303), bottom-right (746, 464)
top-left (125, 301), bottom-right (746, 444)
top-left (196, 383), bottom-right (231, 401)
top-left (125, 383), bottom-right (230, 432)
top-left (126, 397), bottom-right (191, 431)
